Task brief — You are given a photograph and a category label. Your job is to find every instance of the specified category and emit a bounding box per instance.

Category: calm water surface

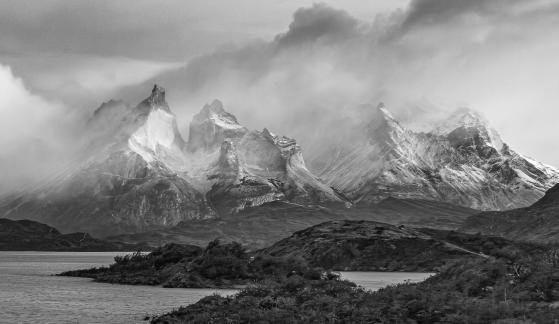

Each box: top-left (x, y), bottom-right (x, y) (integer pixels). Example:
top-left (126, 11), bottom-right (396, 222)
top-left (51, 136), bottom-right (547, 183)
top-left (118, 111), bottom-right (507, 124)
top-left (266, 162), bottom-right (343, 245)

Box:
top-left (0, 251), bottom-right (236, 324)
top-left (339, 271), bottom-right (433, 291)
top-left (0, 252), bottom-right (432, 323)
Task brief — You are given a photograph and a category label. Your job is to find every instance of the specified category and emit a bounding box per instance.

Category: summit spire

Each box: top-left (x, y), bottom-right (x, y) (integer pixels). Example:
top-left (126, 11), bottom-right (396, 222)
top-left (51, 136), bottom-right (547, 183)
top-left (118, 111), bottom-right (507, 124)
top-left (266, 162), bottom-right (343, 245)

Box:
top-left (137, 84), bottom-right (170, 113)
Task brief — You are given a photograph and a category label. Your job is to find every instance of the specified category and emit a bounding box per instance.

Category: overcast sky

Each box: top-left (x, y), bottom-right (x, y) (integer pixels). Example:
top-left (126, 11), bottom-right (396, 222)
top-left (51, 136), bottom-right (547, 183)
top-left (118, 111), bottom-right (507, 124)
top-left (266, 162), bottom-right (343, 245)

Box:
top-left (1, 0), bottom-right (559, 189)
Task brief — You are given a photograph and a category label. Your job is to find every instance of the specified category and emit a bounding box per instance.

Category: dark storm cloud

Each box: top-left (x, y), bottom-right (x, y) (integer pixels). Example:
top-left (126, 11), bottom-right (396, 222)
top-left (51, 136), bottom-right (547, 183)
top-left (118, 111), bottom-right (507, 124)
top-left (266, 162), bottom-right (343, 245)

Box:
top-left (274, 4), bottom-right (362, 47)
top-left (1, 0), bottom-right (559, 193)
top-left (400, 0), bottom-right (559, 31)
top-left (122, 1), bottom-right (559, 168)
top-left (401, 0), bottom-right (500, 28)
top-left (168, 4), bottom-right (368, 93)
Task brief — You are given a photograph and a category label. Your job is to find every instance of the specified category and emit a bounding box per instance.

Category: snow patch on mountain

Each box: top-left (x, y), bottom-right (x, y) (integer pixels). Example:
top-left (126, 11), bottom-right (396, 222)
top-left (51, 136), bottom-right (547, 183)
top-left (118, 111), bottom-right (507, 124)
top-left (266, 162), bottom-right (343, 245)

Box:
top-left (309, 104), bottom-right (559, 210)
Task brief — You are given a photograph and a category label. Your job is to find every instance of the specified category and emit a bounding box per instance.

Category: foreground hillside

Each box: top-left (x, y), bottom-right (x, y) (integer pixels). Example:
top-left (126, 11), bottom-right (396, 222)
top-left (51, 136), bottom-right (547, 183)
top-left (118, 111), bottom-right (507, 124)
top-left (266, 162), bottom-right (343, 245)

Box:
top-left (259, 220), bottom-right (541, 272)
top-left (109, 199), bottom-right (477, 249)
top-left (259, 220), bottom-right (478, 271)
top-left (60, 240), bottom-right (327, 288)
top-left (461, 184), bottom-right (559, 243)
top-left (152, 248), bottom-right (559, 324)
top-left (142, 221), bottom-right (554, 323)
top-left (61, 220), bottom-right (539, 287)
top-left (0, 218), bottom-right (143, 251)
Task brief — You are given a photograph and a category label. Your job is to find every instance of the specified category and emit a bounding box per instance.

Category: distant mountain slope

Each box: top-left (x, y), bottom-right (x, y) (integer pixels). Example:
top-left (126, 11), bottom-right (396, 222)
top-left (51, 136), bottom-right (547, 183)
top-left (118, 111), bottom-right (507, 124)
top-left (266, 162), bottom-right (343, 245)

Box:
top-left (461, 184), bottom-right (559, 243)
top-left (308, 104), bottom-right (559, 210)
top-left (0, 218), bottom-right (143, 251)
top-left (108, 198), bottom-right (477, 249)
top-left (259, 220), bottom-right (482, 271)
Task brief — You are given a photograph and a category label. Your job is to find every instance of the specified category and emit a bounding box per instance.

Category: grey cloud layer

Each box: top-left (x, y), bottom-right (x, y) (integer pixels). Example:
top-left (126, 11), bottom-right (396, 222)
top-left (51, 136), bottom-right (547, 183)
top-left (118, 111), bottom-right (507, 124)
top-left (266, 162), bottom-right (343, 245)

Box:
top-left (129, 0), bottom-right (559, 166)
top-left (1, 0), bottom-right (559, 192)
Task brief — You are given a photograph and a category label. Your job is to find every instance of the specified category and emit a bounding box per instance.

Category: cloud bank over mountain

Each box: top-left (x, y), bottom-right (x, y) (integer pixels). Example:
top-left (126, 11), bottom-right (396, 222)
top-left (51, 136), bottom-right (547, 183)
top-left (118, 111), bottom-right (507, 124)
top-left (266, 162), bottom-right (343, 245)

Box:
top-left (0, 64), bottom-right (76, 193)
top-left (1, 0), bottom-right (558, 193)
top-left (134, 1), bottom-right (559, 167)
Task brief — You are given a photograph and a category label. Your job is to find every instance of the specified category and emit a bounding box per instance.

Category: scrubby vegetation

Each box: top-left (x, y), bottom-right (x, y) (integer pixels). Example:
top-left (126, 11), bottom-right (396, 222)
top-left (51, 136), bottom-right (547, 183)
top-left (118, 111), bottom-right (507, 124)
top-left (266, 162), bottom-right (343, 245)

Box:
top-left (59, 240), bottom-right (324, 288)
top-left (60, 220), bottom-right (559, 323)
top-left (258, 220), bottom-right (545, 272)
top-left (152, 247), bottom-right (559, 323)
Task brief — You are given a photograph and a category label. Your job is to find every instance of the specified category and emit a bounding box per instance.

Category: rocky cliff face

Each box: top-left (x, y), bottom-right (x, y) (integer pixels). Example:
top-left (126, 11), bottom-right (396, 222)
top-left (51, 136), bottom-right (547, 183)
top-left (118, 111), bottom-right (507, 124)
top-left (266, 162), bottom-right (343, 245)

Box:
top-left (0, 86), bottom-right (214, 236)
top-left (309, 104), bottom-right (559, 210)
top-left (186, 101), bottom-right (345, 215)
top-left (0, 86), bottom-right (344, 236)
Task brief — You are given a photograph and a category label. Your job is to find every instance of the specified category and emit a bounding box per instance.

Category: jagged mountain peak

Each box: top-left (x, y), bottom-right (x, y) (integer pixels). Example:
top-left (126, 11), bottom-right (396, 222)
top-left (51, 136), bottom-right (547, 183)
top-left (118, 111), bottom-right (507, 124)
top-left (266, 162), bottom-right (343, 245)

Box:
top-left (188, 100), bottom-right (248, 151)
top-left (362, 102), bottom-right (407, 146)
top-left (93, 99), bottom-right (126, 116)
top-left (434, 107), bottom-right (490, 134)
top-left (194, 99), bottom-right (241, 126)
top-left (127, 85), bottom-right (187, 166)
top-left (309, 100), bottom-right (559, 211)
top-left (376, 102), bottom-right (395, 119)
top-left (137, 84), bottom-right (170, 113)
top-left (204, 99), bottom-right (226, 114)
top-left (434, 107), bottom-right (505, 154)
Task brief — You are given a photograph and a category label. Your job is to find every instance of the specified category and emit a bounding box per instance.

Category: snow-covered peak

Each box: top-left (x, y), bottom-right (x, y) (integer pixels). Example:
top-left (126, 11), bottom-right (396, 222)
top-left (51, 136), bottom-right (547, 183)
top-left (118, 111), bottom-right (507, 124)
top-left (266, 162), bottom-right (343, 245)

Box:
top-left (434, 107), bottom-right (505, 153)
top-left (377, 103), bottom-right (403, 129)
top-left (194, 99), bottom-right (243, 130)
top-left (188, 100), bottom-right (248, 151)
top-left (127, 85), bottom-right (186, 166)
top-left (361, 102), bottom-right (408, 147)
top-left (434, 107), bottom-right (489, 135)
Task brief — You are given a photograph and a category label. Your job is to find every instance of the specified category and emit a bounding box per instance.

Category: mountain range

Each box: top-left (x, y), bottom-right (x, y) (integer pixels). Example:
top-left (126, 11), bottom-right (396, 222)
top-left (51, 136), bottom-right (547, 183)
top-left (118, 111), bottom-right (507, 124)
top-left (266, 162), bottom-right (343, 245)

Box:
top-left (306, 104), bottom-right (559, 210)
top-left (0, 86), bottom-right (344, 236)
top-left (1, 85), bottom-right (557, 238)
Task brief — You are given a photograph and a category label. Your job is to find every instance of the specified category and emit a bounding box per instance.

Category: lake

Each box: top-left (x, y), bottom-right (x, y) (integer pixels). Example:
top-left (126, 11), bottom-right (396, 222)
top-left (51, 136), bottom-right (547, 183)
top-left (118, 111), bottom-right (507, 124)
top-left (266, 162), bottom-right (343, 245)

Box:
top-left (339, 271), bottom-right (433, 290)
top-left (0, 251), bottom-right (432, 323)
